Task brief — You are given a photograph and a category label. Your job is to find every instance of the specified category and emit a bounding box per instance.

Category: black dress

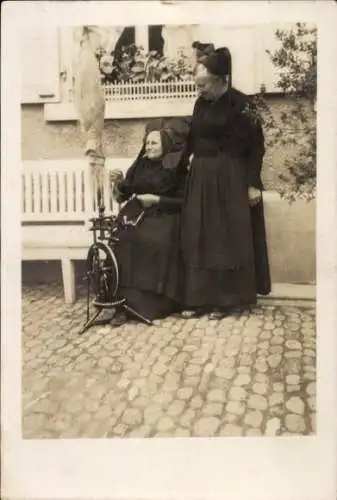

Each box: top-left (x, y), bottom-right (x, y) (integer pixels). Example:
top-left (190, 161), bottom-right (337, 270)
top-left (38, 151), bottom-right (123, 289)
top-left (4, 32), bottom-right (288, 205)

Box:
top-left (113, 157), bottom-right (187, 320)
top-left (181, 87), bottom-right (271, 309)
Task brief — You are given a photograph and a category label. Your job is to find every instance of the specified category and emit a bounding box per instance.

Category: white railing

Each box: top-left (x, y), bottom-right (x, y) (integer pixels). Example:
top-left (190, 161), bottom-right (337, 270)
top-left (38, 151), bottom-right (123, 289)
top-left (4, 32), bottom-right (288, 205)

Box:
top-left (22, 159), bottom-right (132, 223)
top-left (104, 80), bottom-right (197, 102)
top-left (65, 79), bottom-right (197, 104)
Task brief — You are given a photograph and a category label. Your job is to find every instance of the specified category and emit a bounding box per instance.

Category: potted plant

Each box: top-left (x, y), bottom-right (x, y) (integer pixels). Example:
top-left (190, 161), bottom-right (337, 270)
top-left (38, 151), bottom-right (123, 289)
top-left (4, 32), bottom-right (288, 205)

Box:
top-left (96, 44), bottom-right (195, 85)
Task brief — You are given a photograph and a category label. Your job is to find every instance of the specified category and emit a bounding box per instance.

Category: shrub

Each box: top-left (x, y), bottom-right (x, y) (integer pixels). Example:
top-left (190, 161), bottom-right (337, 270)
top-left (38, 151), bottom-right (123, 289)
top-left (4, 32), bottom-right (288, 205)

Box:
top-left (255, 23), bottom-right (317, 201)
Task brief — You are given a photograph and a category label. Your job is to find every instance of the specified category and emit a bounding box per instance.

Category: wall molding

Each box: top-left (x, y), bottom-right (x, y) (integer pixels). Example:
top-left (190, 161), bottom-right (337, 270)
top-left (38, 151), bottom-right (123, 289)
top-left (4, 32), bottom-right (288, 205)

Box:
top-left (44, 99), bottom-right (196, 122)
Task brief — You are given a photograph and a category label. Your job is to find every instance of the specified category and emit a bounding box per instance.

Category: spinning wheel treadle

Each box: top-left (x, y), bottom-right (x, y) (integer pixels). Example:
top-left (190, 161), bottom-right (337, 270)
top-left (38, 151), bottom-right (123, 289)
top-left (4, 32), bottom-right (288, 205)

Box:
top-left (79, 206), bottom-right (152, 335)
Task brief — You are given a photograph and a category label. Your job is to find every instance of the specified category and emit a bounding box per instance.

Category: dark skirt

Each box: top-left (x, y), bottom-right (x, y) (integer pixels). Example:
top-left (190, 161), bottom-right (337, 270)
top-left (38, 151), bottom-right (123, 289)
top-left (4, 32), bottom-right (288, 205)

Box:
top-left (181, 152), bottom-right (269, 309)
top-left (113, 199), bottom-right (183, 320)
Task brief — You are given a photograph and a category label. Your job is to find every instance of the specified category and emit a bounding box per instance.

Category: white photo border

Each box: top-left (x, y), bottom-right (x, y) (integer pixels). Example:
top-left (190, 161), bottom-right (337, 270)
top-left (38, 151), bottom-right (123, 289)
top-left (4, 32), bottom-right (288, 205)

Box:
top-left (2, 1), bottom-right (337, 499)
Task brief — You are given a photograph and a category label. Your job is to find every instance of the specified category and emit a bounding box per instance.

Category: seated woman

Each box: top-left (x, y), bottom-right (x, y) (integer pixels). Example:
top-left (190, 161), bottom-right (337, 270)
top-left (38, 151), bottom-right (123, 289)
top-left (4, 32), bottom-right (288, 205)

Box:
top-left (110, 117), bottom-right (190, 325)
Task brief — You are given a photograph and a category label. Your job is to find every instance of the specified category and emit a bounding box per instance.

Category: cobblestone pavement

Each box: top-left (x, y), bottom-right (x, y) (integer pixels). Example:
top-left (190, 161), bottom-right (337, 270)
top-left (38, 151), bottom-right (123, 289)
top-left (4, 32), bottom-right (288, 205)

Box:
top-left (22, 284), bottom-right (316, 439)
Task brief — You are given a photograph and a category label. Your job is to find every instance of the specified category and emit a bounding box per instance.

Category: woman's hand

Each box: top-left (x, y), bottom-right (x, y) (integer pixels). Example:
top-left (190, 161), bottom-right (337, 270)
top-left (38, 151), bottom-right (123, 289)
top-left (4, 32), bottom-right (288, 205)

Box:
top-left (248, 186), bottom-right (262, 207)
top-left (136, 194), bottom-right (160, 207)
top-left (188, 153), bottom-right (194, 170)
top-left (110, 169), bottom-right (124, 183)
top-left (112, 183), bottom-right (125, 203)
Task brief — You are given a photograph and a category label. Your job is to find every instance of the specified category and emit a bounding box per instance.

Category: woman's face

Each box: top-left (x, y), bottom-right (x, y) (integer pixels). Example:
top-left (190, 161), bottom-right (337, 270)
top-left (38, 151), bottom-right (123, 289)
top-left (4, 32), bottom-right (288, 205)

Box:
top-left (195, 64), bottom-right (226, 100)
top-left (145, 131), bottom-right (163, 160)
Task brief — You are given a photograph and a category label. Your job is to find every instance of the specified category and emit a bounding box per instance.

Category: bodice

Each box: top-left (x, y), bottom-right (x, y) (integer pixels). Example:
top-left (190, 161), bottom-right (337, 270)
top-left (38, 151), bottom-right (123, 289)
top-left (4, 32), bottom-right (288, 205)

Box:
top-left (190, 89), bottom-right (253, 158)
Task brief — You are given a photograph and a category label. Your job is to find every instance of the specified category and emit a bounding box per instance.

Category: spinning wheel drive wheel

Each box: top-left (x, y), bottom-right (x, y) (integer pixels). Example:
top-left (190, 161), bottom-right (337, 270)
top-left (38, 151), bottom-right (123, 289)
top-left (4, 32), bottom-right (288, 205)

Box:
top-left (79, 229), bottom-right (153, 335)
top-left (86, 241), bottom-right (120, 305)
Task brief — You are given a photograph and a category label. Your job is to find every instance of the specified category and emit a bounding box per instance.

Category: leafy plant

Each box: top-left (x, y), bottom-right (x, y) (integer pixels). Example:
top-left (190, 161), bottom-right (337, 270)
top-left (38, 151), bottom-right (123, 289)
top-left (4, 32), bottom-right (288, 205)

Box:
top-left (254, 23), bottom-right (317, 201)
top-left (96, 44), bottom-right (194, 84)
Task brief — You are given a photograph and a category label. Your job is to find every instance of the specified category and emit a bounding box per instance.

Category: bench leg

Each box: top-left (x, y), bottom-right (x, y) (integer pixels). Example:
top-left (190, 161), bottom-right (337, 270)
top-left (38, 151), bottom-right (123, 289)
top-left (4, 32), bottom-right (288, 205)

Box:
top-left (61, 258), bottom-right (76, 304)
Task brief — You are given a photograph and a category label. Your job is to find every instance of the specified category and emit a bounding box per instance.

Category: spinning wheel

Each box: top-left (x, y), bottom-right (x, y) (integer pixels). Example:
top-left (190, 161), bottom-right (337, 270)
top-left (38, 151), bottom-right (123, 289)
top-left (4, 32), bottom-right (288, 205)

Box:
top-left (79, 206), bottom-right (152, 335)
top-left (86, 241), bottom-right (119, 304)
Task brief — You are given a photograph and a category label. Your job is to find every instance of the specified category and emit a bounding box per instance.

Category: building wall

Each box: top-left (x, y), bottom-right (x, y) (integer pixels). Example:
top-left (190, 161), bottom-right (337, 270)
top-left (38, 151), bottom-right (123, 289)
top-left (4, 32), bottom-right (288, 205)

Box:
top-left (21, 96), bottom-right (311, 191)
top-left (22, 193), bottom-right (316, 287)
top-left (21, 96), bottom-right (316, 286)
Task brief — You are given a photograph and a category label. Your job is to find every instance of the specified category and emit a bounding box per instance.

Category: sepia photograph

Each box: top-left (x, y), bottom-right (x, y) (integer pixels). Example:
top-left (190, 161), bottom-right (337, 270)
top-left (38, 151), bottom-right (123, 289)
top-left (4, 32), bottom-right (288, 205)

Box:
top-left (20, 19), bottom-right (317, 440)
top-left (3, 1), bottom-right (337, 499)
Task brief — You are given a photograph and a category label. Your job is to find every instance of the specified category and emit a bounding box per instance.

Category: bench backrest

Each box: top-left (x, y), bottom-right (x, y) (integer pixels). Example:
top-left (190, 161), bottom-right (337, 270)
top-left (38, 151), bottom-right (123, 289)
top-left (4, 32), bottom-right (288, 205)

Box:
top-left (22, 159), bottom-right (132, 223)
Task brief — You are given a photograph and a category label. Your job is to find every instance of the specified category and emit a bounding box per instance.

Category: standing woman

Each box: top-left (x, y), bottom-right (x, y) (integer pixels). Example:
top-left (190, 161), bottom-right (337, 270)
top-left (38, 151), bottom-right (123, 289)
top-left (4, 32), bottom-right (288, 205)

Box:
top-left (181, 42), bottom-right (271, 320)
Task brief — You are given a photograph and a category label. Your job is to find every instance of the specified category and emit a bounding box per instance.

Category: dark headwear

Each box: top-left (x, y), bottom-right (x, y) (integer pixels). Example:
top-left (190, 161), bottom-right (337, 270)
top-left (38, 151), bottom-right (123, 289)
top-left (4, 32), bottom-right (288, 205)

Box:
top-left (142, 117), bottom-right (191, 170)
top-left (119, 117), bottom-right (191, 199)
top-left (192, 41), bottom-right (215, 61)
top-left (192, 41), bottom-right (232, 80)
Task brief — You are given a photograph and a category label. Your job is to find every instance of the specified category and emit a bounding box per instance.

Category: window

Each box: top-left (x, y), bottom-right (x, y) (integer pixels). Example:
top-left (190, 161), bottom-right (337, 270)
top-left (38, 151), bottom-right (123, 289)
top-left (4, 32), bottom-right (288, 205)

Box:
top-left (113, 27), bottom-right (135, 62)
top-left (148, 25), bottom-right (164, 56)
top-left (39, 24), bottom-right (293, 121)
top-left (191, 25), bottom-right (258, 94)
top-left (21, 28), bottom-right (60, 103)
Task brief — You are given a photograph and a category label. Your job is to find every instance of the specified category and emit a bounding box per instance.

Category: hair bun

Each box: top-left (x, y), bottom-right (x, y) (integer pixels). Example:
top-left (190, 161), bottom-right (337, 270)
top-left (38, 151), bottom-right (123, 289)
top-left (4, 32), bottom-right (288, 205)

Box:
top-left (193, 43), bottom-right (232, 78)
top-left (192, 41), bottom-right (215, 60)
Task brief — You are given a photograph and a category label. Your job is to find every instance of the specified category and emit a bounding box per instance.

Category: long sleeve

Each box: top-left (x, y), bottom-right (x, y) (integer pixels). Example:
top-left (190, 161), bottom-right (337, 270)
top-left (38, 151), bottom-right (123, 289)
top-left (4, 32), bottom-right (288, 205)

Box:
top-left (245, 118), bottom-right (265, 191)
top-left (158, 195), bottom-right (183, 209)
top-left (157, 169), bottom-right (187, 210)
top-left (113, 178), bottom-right (133, 203)
top-left (184, 117), bottom-right (194, 157)
top-left (113, 155), bottom-right (142, 203)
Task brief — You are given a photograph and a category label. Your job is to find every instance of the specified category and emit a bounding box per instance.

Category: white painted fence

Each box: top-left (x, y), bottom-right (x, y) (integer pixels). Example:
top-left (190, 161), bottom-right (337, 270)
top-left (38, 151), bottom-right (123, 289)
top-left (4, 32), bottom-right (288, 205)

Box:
top-left (103, 80), bottom-right (197, 102)
top-left (66, 79), bottom-right (197, 104)
top-left (22, 159), bottom-right (132, 223)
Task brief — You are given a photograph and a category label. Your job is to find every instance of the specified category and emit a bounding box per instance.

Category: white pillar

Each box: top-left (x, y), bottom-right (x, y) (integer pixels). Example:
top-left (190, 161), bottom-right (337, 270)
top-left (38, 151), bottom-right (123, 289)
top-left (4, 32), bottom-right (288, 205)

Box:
top-left (162, 25), bottom-right (194, 62)
top-left (135, 26), bottom-right (149, 53)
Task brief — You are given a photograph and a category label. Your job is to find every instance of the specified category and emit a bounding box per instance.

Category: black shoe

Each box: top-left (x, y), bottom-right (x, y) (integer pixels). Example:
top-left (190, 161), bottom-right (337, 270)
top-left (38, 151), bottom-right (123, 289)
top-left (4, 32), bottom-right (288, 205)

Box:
top-left (209, 306), bottom-right (249, 320)
top-left (208, 309), bottom-right (230, 320)
top-left (180, 307), bottom-right (209, 319)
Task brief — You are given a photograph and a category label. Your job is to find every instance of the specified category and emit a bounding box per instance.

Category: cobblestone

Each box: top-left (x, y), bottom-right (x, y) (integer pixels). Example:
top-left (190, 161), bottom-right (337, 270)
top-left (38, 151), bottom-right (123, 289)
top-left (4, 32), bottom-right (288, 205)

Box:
top-left (207, 389), bottom-right (226, 403)
top-left (252, 382), bottom-right (268, 395)
top-left (194, 417), bottom-right (220, 437)
top-left (285, 414), bottom-right (306, 433)
top-left (306, 382), bottom-right (316, 396)
top-left (265, 417), bottom-right (281, 436)
top-left (234, 374), bottom-right (251, 386)
top-left (167, 400), bottom-right (186, 417)
top-left (22, 285), bottom-right (316, 438)
top-left (220, 424), bottom-right (243, 436)
top-left (248, 394), bottom-right (268, 411)
top-left (228, 386), bottom-right (247, 401)
top-left (269, 393), bottom-right (284, 406)
top-left (286, 396), bottom-right (305, 415)
top-left (225, 400), bottom-right (245, 416)
top-left (244, 410), bottom-right (263, 428)
top-left (203, 403), bottom-right (223, 417)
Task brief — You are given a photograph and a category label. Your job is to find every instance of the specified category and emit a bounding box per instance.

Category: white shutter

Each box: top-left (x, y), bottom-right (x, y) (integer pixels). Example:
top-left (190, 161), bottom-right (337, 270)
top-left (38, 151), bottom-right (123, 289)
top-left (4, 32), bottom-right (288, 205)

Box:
top-left (162, 25), bottom-right (194, 61)
top-left (255, 23), bottom-right (316, 94)
top-left (21, 28), bottom-right (60, 103)
top-left (192, 25), bottom-right (257, 94)
top-left (135, 26), bottom-right (149, 54)
top-left (254, 24), bottom-right (288, 93)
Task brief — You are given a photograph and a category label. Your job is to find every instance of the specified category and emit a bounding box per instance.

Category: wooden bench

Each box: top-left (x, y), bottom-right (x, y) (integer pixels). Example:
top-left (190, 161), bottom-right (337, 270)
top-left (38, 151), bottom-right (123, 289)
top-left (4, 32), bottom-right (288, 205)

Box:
top-left (22, 159), bottom-right (316, 305)
top-left (22, 159), bottom-right (131, 303)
